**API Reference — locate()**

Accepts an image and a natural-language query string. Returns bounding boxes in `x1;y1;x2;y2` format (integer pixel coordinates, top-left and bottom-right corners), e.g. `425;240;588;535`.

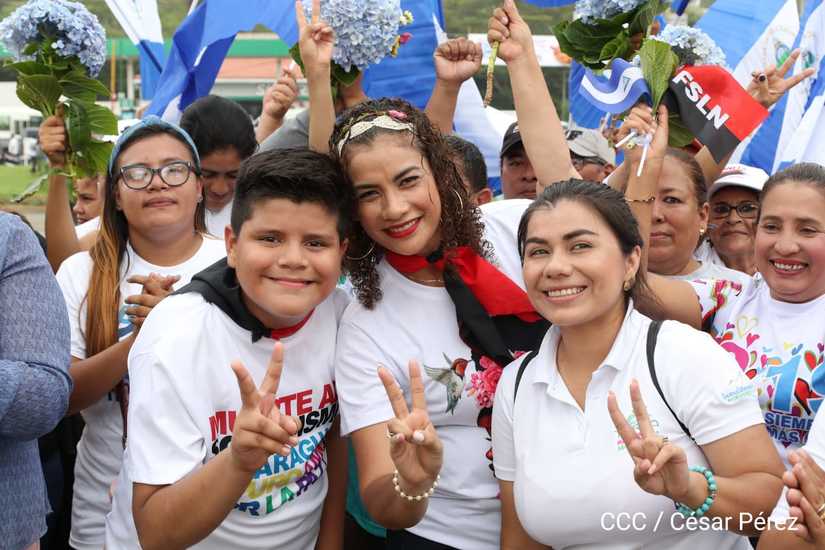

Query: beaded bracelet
675;466;718;518
392;470;440;502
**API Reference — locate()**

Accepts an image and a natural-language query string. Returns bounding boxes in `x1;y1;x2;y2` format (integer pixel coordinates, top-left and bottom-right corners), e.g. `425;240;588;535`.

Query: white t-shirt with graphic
206;202;233;239
493;306;763;549
691;276;825;465
105;288;350;549
55;236;226;550
669;258;750;286
336;199;530;550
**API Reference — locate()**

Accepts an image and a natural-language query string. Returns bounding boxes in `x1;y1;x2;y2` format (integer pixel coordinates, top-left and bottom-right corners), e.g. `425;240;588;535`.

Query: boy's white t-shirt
205;202;233;239
104;288;350;549
336;199;530;550
55;236;226;550
492;307;762;549
690;276;825;465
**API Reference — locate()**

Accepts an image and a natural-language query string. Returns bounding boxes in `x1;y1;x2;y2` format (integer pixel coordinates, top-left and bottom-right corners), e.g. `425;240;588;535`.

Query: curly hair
330;98;488;309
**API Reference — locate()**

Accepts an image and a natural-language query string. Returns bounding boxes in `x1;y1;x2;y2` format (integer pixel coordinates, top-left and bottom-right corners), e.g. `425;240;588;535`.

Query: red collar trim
269;309;314;340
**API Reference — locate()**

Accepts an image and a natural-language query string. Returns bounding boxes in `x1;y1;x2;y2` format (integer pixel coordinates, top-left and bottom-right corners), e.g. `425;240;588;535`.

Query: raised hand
296;0;334;72
487;0;534;64
433;37;483;86
783;449;825;544
38;114;67;168
379;361;443;491
608;380;690;500
229;342;301;474
124;273;180;329
747;49;816;109
261;66;299;122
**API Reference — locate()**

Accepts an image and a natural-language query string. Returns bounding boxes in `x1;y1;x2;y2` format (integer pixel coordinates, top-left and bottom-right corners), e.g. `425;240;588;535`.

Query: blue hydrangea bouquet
0;0;117;179
289;0;414;90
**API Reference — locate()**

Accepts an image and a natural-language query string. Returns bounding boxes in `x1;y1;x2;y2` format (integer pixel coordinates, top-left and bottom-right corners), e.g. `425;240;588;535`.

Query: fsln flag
104;0;165;99
664;66;769;162
580;58;650;114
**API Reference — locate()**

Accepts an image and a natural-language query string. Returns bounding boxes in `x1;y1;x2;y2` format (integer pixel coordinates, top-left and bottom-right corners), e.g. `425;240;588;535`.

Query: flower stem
484;41;499;107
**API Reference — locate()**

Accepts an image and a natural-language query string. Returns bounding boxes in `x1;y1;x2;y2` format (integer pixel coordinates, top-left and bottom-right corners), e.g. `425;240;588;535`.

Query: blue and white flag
580;58;650;114
104;0;165;99
773;0;825;170
146;0;298;121
697;0;801;171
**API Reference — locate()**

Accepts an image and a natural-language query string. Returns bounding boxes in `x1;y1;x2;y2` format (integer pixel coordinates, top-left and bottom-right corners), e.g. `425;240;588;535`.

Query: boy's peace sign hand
229;342;301;474
608;380;690;501
379;361;443;491
296;0;334;71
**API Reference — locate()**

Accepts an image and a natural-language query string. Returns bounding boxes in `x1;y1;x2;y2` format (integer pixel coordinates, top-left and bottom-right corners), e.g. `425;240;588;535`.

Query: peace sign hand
608;380;689;500
379;361;443;491
295;0;334;72
229;342;301;474
747;48;816;109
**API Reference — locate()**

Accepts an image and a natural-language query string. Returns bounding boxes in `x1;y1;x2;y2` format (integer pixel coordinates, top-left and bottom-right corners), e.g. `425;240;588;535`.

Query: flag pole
188;0;200;16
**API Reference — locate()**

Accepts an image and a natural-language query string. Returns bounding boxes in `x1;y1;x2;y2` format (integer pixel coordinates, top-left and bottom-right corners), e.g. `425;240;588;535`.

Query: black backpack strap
514;349;540;401
646;320;695;442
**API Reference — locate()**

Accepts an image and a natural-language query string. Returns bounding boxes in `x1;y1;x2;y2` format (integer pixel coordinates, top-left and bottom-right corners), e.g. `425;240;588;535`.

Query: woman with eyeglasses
55;116;226;550
696;164;768;276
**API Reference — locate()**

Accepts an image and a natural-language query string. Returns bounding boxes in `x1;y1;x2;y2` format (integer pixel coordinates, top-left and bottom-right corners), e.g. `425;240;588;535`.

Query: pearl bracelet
392;470;440;502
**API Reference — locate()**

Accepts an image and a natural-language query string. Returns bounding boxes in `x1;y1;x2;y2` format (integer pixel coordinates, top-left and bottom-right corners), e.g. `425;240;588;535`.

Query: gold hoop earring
346;243;375;261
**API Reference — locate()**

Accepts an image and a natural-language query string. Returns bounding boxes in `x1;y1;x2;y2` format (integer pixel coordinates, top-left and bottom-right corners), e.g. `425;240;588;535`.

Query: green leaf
639;39;679;109
630;0;668;36
64;100;91;151
599;33;631;64
16;74;62;115
71;140;112;179
668;115;695;148
4;61;51;76
60;71;111;102
11;173;49;204
22;42;39;56
85;103;118;135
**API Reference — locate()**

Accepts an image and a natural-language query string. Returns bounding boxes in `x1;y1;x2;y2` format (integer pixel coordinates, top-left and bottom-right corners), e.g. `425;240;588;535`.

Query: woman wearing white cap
696;164;769;276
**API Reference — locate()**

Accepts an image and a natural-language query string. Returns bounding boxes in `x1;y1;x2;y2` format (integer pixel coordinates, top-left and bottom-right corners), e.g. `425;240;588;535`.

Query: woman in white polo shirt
492;147;784;547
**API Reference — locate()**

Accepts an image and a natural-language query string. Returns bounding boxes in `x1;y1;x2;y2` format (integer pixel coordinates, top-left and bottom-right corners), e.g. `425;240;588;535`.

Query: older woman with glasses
696;164;768;276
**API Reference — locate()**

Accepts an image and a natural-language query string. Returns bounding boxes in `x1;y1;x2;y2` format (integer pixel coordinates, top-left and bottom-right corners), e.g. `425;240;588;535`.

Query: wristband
675;466;717;518
392;470;440;502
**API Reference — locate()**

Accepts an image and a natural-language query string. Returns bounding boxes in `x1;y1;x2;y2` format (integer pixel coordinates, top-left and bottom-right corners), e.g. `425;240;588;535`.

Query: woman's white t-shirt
492;306;763;549
690;276;825;465
104;288;350;549
668;257;750;286
335;199;530;550
205;202;233;238
55;236;226;550
75;216;100;238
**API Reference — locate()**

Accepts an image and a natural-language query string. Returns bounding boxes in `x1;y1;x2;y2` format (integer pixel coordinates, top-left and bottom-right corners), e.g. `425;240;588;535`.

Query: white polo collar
531;301;645;389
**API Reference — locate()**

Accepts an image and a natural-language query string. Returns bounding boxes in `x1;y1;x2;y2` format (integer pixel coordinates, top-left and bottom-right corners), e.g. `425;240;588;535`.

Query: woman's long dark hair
330;98;488;309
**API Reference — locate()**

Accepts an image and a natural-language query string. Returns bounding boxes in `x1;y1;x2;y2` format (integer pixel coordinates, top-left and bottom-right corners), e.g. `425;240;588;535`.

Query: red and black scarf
386;247;548;370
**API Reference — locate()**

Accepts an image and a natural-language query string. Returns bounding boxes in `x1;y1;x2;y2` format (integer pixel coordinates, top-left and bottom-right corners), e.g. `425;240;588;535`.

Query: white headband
336;114;415;155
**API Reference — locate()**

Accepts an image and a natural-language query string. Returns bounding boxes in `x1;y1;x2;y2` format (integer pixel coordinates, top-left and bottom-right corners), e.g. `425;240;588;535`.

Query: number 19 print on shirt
692;278;825;456
208;383;338;517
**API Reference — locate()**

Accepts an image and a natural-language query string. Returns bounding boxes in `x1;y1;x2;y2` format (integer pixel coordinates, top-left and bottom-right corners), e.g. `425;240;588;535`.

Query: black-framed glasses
118;161;197;190
710;201;759;220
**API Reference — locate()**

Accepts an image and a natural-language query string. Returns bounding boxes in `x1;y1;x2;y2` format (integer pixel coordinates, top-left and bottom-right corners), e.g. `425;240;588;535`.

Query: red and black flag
664;65;769;162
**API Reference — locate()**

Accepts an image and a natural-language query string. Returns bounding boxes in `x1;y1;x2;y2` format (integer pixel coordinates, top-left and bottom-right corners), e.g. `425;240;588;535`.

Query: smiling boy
104;148;353;550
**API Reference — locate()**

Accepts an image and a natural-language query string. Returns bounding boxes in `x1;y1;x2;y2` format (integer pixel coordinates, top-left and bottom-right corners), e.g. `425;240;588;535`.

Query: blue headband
107;115;201;178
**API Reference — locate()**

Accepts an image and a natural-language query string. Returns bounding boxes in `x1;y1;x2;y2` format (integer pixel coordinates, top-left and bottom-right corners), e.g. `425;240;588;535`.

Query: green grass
0;165;49;204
